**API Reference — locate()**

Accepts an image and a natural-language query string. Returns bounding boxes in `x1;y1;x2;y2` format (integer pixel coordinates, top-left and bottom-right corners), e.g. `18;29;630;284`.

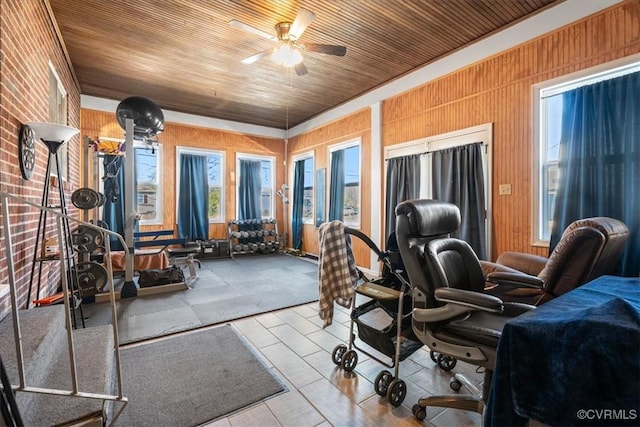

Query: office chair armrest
413;289;504;323
486;271;544;289
434;288;504;313
495;251;548;276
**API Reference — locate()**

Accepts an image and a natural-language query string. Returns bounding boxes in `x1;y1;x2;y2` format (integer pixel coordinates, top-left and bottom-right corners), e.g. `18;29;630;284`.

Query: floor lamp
25;122;84;328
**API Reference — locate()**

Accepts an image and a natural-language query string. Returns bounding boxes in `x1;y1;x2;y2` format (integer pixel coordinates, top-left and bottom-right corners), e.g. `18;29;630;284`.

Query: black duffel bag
138;265;185;288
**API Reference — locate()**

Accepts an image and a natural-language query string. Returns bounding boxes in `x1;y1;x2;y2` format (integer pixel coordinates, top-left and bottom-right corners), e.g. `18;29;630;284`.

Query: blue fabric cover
485;276;640;426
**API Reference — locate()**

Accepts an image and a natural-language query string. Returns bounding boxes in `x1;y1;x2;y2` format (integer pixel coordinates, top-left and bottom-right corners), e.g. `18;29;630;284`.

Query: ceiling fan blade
241;48;274;65
304;43;347;56
289;8;315;39
294;62;308;76
229;20;277;41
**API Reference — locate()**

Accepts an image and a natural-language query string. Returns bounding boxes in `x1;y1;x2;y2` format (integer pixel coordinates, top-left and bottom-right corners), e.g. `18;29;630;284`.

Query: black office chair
394;199;535;420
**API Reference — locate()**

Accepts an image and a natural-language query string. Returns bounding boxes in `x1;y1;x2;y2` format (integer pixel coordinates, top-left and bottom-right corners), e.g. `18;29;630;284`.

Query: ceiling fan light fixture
271;44;303;67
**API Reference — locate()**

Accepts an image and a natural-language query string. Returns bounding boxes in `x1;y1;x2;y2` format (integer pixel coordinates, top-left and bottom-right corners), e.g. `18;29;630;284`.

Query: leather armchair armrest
480;260;522;276
486;271;544;289
495;251;548;276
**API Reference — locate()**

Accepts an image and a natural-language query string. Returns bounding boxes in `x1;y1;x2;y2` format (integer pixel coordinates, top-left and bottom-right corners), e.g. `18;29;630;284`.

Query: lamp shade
26;122;79;143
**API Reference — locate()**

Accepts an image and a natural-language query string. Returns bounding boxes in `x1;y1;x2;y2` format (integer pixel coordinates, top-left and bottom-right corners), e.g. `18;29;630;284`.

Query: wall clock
19;124;36;180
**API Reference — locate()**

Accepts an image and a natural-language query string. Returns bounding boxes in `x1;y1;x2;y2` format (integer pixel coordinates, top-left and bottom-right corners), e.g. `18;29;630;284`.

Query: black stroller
330;228;422;406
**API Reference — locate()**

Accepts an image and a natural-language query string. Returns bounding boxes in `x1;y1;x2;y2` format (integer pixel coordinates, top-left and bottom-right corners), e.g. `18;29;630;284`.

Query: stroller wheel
430;350;438;363
332;345;347;366
437;353;457;372
387;379;407;407
341;350;358;371
374;370;393;396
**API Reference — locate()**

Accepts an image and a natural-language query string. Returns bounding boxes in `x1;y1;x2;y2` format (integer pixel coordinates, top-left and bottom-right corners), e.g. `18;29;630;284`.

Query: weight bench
134;230;200;279
166;246;201;279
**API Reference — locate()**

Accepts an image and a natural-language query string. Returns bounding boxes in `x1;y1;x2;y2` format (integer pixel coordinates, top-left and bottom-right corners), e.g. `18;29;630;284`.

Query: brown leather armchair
482;217;629;305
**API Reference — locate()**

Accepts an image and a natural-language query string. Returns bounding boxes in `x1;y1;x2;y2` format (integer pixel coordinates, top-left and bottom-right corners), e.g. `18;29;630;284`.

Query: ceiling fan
229;8;347;76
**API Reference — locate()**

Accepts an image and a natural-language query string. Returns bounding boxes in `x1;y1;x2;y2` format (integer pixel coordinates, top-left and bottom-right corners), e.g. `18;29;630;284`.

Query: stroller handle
345;227;386;260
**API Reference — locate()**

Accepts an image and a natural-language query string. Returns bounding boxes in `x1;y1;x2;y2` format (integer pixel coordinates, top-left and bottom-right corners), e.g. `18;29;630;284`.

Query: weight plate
75;261;108;296
97;192;106;207
73;226;103;253
71;188;101;210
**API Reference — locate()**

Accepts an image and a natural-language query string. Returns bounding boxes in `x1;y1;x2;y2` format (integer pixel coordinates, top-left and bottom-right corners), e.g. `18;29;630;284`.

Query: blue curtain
551;72;639;276
238;159;261;219
385;154;421;240
177;154;209;241
102;155;125;251
291;160;305;249
328;149;344;221
432;143;487;260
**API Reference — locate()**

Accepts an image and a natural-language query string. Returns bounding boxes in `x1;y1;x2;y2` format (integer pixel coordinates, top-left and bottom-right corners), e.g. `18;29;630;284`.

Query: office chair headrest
395;199;460;237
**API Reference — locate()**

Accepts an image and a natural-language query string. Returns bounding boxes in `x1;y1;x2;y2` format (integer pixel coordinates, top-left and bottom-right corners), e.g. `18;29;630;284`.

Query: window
293;155;314;224
302;157;314;223
237;154;275;219
329;140;361;227
535;59;640;243
260;159;274;218
48;63;68;180
134;143;162;224
177;148;225;222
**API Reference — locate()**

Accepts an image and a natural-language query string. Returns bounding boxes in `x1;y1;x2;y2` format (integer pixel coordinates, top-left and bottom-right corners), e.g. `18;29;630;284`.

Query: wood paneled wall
81;109;285;239
287;109;372;268
382;0;640;259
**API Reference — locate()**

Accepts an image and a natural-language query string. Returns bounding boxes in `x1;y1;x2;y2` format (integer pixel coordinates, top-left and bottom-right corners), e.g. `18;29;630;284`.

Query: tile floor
204;297;484;427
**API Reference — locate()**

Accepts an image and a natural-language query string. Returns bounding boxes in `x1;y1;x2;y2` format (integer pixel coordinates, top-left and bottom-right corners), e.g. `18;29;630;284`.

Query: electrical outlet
499;184;512;195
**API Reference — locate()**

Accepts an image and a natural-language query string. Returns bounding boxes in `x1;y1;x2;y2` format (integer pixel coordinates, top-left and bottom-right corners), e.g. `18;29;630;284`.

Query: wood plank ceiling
49;0;560;129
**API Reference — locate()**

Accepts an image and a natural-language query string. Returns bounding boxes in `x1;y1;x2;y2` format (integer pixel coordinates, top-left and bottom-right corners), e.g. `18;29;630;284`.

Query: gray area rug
115;325;284;426
83;253;318;344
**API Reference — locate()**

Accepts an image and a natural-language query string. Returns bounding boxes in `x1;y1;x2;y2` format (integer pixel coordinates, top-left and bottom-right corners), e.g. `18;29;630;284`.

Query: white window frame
176;147;225;223
384;123;493;257
134;142;163;225
329;138;362;228
48;62;68;181
236;153;276;219
532;54;640;246
291;152;315;225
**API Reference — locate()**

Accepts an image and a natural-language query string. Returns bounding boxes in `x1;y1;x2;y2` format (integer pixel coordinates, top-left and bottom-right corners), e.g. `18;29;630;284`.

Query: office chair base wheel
430;350;438;363
412;404;426;421
374;370;393;396
437;353;457;371
450;377;462;391
341;349;358;371
332;345;347;366
387;378;406;407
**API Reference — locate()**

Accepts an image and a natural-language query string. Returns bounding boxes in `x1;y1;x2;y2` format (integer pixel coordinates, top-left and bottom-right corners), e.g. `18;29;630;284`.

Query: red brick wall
0;0;81;319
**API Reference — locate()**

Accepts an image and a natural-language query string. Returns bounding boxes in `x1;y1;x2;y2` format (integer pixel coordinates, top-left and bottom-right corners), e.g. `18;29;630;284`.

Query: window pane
539;94;562;240
207;154;222;221
303;158;314;223
49;67;68;180
135;147;159;222
343;145;360;226
260;160;273;218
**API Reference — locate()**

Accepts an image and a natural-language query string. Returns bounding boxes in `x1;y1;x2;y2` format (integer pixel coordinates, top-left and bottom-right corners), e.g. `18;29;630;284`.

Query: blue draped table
485;275;640;426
